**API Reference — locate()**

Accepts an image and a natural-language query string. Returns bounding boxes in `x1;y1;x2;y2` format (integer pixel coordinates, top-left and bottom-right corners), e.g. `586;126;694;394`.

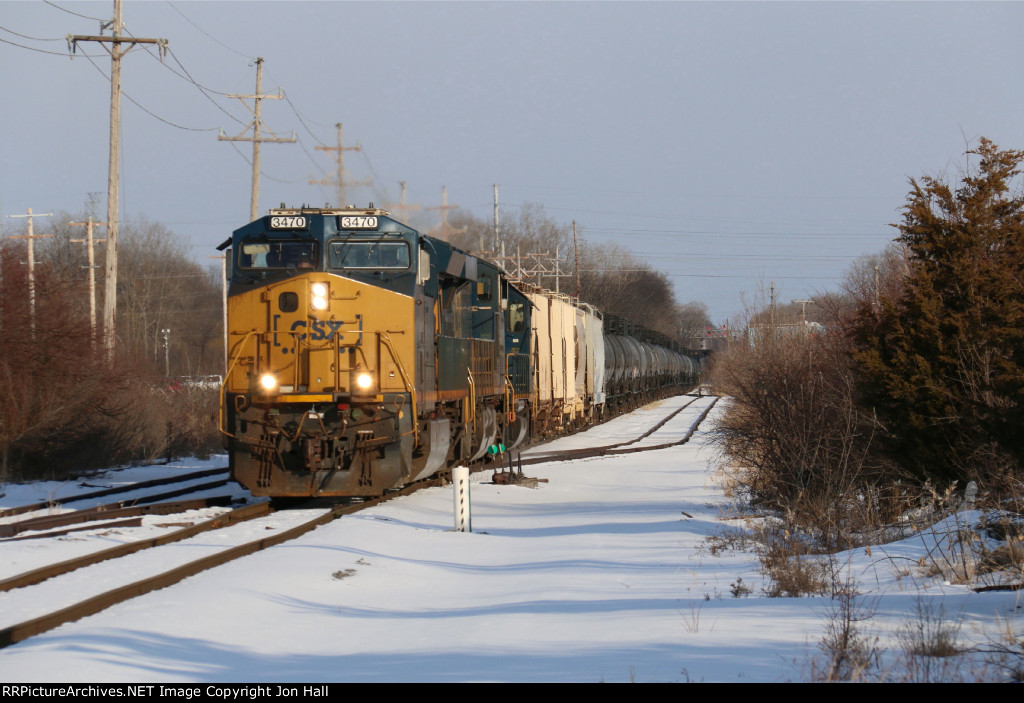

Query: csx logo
272;315;361;354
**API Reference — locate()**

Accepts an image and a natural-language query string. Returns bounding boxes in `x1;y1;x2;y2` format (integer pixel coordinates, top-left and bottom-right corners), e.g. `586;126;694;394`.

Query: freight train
218;207;701;497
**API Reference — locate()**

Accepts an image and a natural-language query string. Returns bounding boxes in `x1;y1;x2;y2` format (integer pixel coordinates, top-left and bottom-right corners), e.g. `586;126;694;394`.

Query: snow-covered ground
0;397;1020;682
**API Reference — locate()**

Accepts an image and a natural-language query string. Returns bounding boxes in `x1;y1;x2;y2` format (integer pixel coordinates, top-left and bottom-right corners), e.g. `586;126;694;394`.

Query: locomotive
219;207;699;497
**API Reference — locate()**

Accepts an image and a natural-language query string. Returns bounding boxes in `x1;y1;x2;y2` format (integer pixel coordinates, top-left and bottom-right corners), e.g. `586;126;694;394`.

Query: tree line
446;204;711;343
712;138;1024;543
0;214;223;480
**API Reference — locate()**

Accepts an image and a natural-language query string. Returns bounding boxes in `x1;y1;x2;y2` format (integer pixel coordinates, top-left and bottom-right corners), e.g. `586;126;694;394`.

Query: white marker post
452;466;471;532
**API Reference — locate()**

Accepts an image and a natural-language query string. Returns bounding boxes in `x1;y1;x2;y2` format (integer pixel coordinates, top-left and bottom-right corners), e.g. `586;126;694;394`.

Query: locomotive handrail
504;351;530;408
503;374;516;424
333;330;341;391
378;332;419;448
466;367;476;429
219;329;259;438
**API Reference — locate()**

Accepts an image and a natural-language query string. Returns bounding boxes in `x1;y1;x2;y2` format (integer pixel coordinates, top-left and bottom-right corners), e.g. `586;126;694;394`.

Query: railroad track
0;501;272;592
512;393;719;467
0;467;231;520
0;394;720;650
0;467;243;552
0;479;443;649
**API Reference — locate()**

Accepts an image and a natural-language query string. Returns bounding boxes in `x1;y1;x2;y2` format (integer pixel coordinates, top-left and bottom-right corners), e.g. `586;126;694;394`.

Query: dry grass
813;585;881;681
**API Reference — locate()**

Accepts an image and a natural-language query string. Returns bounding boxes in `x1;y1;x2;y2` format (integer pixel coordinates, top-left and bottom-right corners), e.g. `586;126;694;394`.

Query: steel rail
0;478;442;648
522;394;703;460
0;467;230;519
0;495;239;538
0;502;271;593
517;395;719;466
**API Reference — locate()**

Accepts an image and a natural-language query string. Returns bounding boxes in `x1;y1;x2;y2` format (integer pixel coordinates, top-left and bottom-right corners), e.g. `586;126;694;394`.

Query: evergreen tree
853;139;1024;484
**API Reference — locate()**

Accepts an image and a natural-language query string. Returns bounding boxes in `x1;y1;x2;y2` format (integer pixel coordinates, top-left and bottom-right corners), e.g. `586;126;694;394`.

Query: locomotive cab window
330;241;410;270
507;301;525;333
477;275;493;301
239;240;318;270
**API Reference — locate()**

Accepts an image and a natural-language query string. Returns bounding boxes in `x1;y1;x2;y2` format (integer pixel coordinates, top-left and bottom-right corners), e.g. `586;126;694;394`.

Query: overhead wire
296;135;330;178
584;229;886;240
165;47;248;125
117;23;247;128
165;1;252;59
225;142;307;185
42;0;105;22
78;51;219;132
141;8;317;184
0;25;64;42
26;0;841;299
499;180;894;204
359;148;387;195
0;33;102;57
280;89;328;146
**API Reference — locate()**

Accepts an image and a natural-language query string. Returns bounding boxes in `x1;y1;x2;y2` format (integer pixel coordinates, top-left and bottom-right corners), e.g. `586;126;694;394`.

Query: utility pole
161;328;171;377
792;299;813;325
7;208;53;339
426;186;466;241
70;217;108;346
572;220;580;300
873;264;880;315
385;181;421;224
554;245;561;293
209;253;228;373
218;57;296;222
70;0;168;361
492;184;500;252
309;123;369;207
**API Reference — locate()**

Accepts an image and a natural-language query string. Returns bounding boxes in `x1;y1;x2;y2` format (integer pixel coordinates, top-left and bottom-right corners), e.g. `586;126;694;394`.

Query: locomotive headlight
259;373;278;392
310;282;329;311
355;372;373;391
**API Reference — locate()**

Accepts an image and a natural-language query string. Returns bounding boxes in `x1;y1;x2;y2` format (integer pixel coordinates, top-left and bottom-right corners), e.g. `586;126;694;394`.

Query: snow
0;398;1020;682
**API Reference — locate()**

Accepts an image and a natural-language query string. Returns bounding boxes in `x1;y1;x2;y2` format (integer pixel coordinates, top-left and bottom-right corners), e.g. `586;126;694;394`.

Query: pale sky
3;1;1022;323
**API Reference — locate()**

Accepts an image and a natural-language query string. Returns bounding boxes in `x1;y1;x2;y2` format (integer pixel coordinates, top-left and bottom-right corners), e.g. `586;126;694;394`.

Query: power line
163;46;247;125
117;24;247;127
226;141;305;185
500;181;894;203
585;227;887;238
0;25;64;42
165;47;239;97
280;89;328;145
79;51;218;132
359;148;388;196
296;135;330;178
166;1;252;59
0;34;101;56
42;0;105;22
